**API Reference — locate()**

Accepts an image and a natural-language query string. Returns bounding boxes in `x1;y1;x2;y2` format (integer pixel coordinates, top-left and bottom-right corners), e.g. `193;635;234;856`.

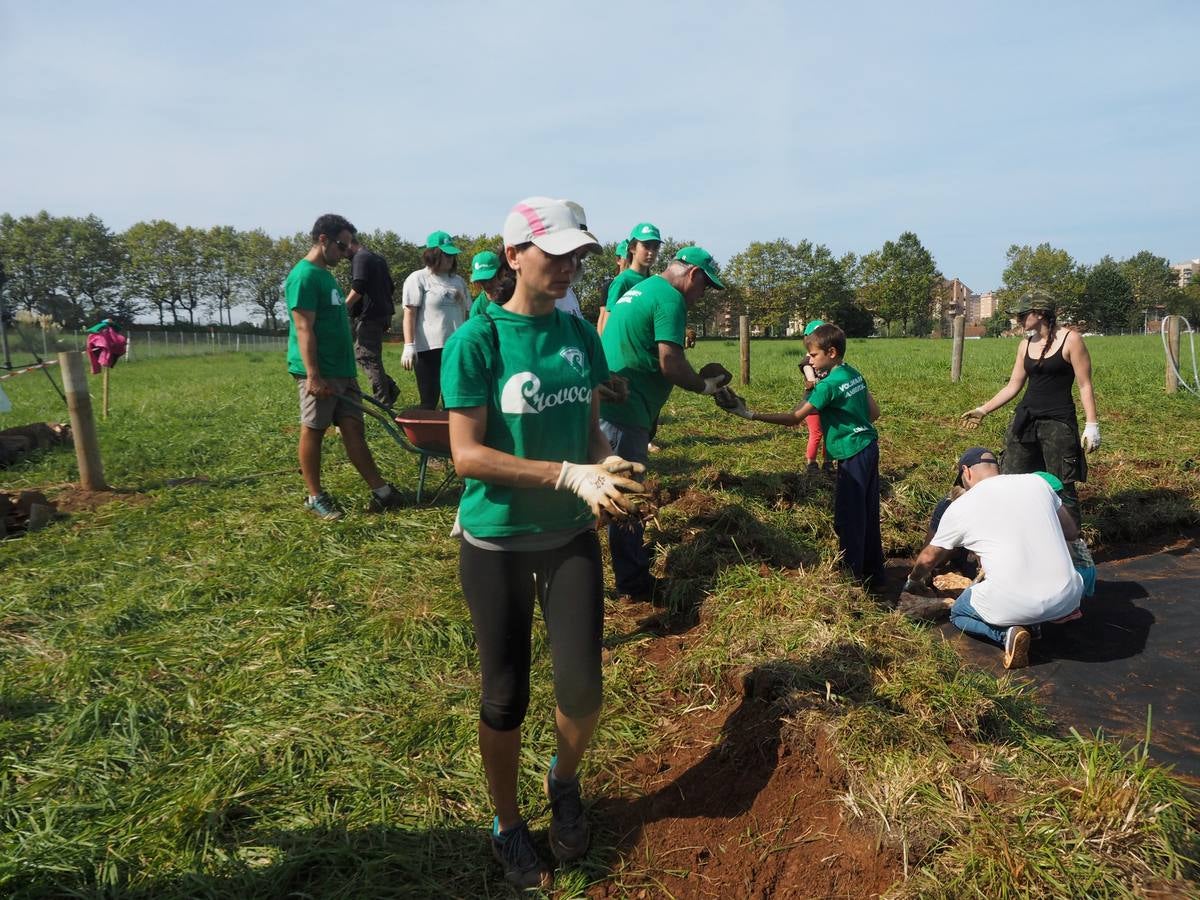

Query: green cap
1033;470;1064;493
674;246;726;290
629;222;661;242
615;239;629;259
425;230;460;255
803;319;825;337
1009;288;1054;317
470;251;500;282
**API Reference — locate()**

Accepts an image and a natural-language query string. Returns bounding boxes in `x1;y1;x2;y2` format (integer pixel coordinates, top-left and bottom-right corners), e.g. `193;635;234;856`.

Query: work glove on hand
599;455;646;478
1082;422;1101;452
698;362;733;395
401;343;416;370
960;407;986;429
716;389;754;420
556;461;646;519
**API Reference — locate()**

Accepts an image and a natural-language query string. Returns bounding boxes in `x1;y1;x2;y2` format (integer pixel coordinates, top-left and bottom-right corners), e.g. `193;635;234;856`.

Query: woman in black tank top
959;289;1099;526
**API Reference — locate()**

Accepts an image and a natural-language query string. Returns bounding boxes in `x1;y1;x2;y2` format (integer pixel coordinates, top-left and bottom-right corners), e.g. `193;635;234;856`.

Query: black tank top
1019;332;1075;419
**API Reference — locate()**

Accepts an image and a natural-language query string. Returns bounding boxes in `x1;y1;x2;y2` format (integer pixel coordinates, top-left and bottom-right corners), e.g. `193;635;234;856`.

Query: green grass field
2;336;1197;897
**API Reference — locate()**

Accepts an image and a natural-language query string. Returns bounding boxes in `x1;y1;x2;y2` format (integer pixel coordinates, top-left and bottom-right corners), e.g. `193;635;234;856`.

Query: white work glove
698;362;733;395
1082;422;1101;452
717;390;754;420
960;407;986;429
599;455;646;478
401;343;416;370
555;461;645;519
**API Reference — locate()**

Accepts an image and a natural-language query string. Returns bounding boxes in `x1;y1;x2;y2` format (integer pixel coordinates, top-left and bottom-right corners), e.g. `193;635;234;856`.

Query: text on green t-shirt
806;362;878;460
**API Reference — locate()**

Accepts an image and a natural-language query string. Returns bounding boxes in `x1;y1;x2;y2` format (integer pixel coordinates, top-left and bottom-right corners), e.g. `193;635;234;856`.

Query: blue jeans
949;586;1007;646
599;419;653;596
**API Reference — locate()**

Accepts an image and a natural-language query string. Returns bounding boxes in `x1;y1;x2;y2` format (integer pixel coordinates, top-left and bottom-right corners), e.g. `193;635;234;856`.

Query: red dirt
46;484;150;514
589;696;900;898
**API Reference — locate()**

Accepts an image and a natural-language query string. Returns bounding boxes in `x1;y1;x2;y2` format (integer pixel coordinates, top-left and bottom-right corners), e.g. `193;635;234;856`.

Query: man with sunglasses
286;214;402;520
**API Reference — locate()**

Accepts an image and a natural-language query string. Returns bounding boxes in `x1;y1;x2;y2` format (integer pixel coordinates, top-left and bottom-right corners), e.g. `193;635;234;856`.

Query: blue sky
1;1;1197;292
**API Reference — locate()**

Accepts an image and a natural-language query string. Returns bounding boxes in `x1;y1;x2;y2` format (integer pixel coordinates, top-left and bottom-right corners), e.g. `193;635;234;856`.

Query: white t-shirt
931;474;1083;625
555;287;584;318
401;268;470;352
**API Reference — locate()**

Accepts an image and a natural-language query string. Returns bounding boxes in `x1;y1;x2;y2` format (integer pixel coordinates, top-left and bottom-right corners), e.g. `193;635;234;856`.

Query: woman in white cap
440;197;646;888
400;230;471;408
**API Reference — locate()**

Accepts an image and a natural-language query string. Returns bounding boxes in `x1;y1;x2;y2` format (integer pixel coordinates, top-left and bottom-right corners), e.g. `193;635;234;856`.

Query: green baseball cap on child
803;319;826;336
674;246;726;290
629;222;661;242
470;251;500;282
615;239;629;259
425;230;460;254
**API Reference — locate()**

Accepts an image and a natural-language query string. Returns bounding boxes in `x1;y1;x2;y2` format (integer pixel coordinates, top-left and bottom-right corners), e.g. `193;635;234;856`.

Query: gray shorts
295;376;363;430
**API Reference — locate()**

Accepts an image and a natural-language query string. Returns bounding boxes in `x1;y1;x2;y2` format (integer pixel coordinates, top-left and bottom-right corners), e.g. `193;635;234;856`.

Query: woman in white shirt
401;230;471;408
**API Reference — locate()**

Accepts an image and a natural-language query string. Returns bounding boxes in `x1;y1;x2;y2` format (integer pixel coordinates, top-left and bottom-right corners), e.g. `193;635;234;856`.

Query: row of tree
1;211;1196;336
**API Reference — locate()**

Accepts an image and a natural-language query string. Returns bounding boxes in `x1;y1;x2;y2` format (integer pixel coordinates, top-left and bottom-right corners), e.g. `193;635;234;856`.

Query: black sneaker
367;483;404;512
490;818;550;890
544;757;590;862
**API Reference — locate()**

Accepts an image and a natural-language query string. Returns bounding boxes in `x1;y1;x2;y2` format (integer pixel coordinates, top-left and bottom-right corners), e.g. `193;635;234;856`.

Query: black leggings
414;348;443;409
459;530;604;732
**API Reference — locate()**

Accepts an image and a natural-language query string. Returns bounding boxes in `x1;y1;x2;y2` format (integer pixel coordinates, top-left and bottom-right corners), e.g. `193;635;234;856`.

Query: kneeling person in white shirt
906;446;1083;669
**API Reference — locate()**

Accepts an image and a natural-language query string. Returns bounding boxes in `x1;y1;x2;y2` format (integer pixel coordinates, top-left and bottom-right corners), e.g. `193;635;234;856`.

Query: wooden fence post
739;315;750;385
950;315;965;382
59;351;108;490
1165;315;1181;394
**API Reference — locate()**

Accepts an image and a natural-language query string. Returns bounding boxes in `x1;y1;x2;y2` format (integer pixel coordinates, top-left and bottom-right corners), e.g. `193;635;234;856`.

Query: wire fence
1;324;288;369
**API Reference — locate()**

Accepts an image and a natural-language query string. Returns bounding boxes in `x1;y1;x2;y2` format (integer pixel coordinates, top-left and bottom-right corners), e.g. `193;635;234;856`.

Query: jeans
599;419;653;596
949;586;1007;646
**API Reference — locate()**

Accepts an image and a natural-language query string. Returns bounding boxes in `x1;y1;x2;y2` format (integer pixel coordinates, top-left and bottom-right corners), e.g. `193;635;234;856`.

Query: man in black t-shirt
346;237;399;407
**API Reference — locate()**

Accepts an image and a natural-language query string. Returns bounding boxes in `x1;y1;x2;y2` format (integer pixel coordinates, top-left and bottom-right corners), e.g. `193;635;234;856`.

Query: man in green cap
599;246;732;602
597;224;661;336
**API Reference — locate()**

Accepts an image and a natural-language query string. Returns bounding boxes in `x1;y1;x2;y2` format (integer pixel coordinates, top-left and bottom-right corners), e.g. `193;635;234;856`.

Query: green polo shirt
599;275;687;430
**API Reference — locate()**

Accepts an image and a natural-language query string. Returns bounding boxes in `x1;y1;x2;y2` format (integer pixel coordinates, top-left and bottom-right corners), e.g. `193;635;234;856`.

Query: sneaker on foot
1003;625;1031;669
304;492;344;521
545;757;590;862
367;483;404;512
491;818;550;890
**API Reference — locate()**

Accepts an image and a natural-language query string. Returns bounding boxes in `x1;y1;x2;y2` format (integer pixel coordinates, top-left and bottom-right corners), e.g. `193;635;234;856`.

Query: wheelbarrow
342;394;457;504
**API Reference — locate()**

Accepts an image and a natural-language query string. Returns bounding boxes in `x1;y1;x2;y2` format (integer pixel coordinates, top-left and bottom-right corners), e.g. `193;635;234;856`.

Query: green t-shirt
605;268;648;310
441;306;610;536
469;292;492;319
285;259;356;378
599;275;687;430
806;362;878;460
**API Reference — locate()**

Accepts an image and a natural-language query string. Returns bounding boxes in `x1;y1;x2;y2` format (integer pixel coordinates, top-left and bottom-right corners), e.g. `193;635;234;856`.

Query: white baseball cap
502;197;600;256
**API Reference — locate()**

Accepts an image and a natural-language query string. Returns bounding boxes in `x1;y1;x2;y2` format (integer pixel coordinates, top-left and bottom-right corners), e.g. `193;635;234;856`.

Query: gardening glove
599;455;646;479
960;407;986;430
556;461;645;519
717;390;754;420
698;362;733;395
401;343;416;370
1082;422;1101;452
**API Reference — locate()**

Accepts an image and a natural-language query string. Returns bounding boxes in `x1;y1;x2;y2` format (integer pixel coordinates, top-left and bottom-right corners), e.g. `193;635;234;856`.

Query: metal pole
950;315;965;382
1166;315;1181;394
739;315;750;385
59;351;108;490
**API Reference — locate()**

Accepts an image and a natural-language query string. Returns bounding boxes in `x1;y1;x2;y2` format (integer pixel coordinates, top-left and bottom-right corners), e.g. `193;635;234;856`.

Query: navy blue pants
598;419;654;596
833;441;885;583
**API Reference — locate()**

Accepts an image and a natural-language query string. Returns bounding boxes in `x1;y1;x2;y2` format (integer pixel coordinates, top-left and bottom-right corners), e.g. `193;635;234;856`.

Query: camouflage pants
1000;413;1085;527
353;318;399;407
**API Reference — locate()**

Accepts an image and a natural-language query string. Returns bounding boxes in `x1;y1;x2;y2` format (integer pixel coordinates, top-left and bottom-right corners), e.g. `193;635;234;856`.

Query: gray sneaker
490;818;550;890
304;492;344;521
544;757;590;862
1003;625;1031;669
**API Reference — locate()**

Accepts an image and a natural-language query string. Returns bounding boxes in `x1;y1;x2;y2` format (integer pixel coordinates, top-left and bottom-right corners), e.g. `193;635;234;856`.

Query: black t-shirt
350;249;396;322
